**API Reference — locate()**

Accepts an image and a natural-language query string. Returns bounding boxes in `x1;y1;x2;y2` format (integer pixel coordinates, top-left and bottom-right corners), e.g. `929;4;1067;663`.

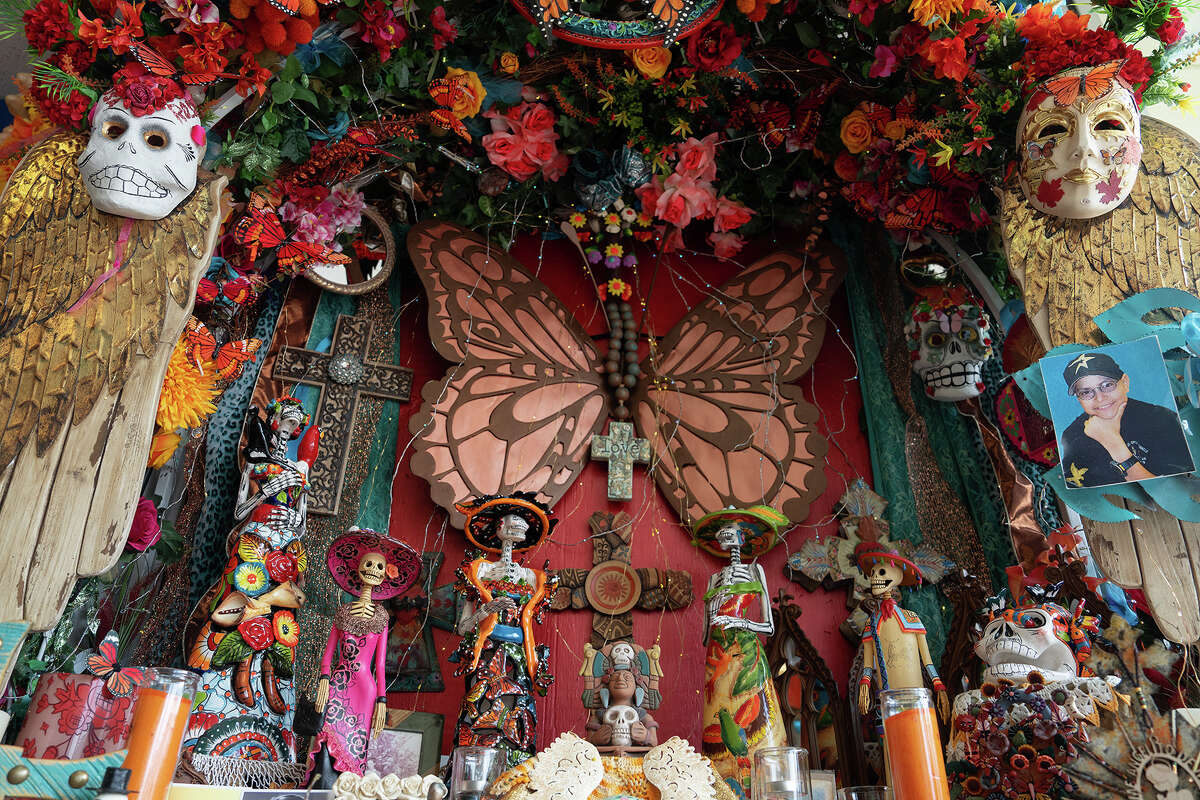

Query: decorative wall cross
550;511;693;647
272;314;413;516
590;422;650;501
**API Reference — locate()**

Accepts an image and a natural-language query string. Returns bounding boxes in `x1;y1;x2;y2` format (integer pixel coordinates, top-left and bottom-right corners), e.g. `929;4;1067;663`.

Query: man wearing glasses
1059;351;1193;488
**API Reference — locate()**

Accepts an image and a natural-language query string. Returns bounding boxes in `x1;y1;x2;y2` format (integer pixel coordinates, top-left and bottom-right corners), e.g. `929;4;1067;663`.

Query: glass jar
879;688;949;800
751;746;810;800
121;668;198;800
451;746;504;800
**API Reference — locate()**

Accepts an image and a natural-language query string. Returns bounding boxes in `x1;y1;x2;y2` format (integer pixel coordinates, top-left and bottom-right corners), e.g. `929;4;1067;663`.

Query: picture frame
367;710;444;777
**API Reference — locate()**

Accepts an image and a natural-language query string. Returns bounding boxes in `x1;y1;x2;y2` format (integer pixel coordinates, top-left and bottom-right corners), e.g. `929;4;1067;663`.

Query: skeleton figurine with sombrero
452;493;558;768
854;542;949;724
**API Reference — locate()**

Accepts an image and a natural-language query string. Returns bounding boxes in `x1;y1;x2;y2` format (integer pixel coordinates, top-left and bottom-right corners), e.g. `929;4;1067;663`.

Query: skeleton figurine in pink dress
311;529;420;777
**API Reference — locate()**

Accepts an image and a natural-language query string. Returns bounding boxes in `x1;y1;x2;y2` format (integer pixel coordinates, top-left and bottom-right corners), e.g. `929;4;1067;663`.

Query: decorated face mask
78;91;204;220
905;288;994;401
1017;63;1142;220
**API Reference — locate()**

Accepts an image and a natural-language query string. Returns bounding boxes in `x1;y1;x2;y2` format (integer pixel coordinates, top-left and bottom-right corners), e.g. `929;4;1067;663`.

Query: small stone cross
590;421;650;502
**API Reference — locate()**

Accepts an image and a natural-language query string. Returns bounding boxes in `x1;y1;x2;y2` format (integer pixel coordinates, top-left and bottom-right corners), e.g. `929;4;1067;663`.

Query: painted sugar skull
78;87;205;220
1017;62;1142;220
905;287;993;401
975;593;1098;684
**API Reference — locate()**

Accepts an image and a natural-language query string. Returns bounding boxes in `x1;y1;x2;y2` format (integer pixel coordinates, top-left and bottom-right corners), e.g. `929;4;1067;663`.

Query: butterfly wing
265;0;302;14
407;221;609;528
211;338;263;389
234;198;288;261
184;316;217;370
631;244;846;528
105;667;142;697
1042;72;1082;107
642;0;694;44
131;42;179;79
276;241;352;274
430;109;471;142
1083;61;1123;102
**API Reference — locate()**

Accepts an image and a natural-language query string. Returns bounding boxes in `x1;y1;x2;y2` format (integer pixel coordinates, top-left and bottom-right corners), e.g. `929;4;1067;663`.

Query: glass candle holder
452;746;504;800
121;668;198;800
879;688;949;800
838;787;894;800
752;746;810;800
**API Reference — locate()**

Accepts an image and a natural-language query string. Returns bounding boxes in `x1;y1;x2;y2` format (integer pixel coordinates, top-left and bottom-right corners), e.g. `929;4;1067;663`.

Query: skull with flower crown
905;287;994;401
975;587;1098;684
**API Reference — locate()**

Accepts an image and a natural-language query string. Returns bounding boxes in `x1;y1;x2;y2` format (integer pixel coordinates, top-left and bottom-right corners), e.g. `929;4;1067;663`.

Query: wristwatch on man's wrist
1112;454;1142;474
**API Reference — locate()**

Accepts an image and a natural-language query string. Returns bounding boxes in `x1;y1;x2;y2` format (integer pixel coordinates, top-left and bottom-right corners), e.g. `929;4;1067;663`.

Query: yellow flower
498;52;519;75
630;47;672;80
908;0;964;26
932;139;955;167
1179;95;1197;116
147;430;181;468
156;339;218;432
444;67;486;119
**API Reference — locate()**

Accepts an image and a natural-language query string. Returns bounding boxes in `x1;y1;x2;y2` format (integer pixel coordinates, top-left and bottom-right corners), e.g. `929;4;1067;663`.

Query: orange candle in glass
121;668;197;800
880;688;949;800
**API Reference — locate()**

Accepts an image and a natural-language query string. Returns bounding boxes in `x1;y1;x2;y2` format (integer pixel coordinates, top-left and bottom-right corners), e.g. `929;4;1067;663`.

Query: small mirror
303;205;395;295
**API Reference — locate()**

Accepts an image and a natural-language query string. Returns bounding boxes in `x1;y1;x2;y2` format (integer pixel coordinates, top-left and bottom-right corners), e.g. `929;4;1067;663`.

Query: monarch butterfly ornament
85;631;145;698
183;317;263;389
427;76;474;141
233;194;352;276
131;41;237;85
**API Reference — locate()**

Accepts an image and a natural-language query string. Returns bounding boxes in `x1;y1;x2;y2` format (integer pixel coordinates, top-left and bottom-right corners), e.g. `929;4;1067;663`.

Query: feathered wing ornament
407;221;845;533
1001;117;1200;348
1001;117;1200;645
0;133;225;641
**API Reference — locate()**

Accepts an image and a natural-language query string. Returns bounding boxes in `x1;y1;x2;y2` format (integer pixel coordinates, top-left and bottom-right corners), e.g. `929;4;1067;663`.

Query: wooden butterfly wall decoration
406;220;846;530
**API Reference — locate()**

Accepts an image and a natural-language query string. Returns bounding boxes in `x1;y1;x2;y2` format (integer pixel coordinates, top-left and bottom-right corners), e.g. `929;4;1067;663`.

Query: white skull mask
602;705;639;747
78;91;203;220
905;290;993;401
1017;64;1142;220
975;606;1080;684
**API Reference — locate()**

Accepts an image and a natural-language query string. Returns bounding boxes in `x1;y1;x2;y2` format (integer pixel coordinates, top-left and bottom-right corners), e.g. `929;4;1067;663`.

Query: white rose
379;773;405;800
358;770;383;799
334;772;362;796
398;774;425;798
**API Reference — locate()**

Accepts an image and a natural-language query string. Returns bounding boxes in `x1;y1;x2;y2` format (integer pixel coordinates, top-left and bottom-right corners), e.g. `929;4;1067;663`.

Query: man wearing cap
1059;351;1193;488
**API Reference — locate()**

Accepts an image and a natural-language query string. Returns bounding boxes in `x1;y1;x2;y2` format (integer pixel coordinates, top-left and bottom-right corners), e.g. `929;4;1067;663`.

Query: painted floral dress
702;592;786;799
454;561;552;768
312;603;389;774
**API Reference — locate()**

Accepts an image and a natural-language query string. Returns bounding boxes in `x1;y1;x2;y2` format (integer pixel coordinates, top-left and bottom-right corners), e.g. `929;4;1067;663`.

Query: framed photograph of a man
1040;337;1194;489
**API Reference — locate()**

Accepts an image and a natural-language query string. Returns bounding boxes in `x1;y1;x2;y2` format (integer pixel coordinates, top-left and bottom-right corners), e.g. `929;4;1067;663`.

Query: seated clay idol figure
581;641;663;753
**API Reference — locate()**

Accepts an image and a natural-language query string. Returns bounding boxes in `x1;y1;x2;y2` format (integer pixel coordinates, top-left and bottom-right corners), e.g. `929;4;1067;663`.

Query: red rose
125;498;161;553
237;616;274;651
1156;6;1184;46
502;154;540;181
265;550;297;583
713;196;755;232
518;102;556;134
482;130;523;167
686;21;743;71
430;5;457;49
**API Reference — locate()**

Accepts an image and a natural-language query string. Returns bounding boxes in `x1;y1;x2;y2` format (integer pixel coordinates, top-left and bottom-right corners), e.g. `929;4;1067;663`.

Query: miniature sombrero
692;505;790;558
454;492;556;553
853;542;924;587
327;527;421;600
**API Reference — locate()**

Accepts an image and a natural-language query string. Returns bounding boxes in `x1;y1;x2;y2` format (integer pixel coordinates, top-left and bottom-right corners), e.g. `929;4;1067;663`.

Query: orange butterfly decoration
1040;61;1124;107
183;317;262;389
86;632;144;698
643;0;696;45
428;76;473;142
533;0;570;36
132;41;236;85
233;194;352;277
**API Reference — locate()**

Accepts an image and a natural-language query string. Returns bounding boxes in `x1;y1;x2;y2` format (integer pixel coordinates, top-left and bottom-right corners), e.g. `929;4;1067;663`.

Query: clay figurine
311;529;420;778
853;542;949;722
452;494;557;768
580;640;663;753
695;506;788;799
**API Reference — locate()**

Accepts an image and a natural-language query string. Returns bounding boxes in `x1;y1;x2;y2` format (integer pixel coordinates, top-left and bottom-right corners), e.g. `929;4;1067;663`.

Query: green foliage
211;631;251;669
0;0;34;41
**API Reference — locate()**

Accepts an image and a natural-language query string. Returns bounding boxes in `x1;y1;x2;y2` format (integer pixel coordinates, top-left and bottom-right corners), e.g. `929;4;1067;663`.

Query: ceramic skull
602;705;638;747
1017;64;1142;220
905;288;994;401
78;89;204;220
975;604;1081;684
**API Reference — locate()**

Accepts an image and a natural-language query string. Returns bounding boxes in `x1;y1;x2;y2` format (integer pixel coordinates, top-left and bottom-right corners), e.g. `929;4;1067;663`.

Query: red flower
430;5;457;49
110;65;187;116
125;498;161;552
355;0;407;61
179;42;229;74
51;682;95;736
265;550;297;583
237;616;274;651
921;35;969;81
868;45;898;78
1156;6;1184;45
713;196;754;231
30;78;89;129
77;12;112;53
806;48;830;66
235;52;272;97
23;0;72;52
686;21;742;71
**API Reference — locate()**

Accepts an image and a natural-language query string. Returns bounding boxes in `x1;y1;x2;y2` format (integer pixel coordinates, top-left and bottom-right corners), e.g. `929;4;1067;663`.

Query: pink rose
483;130;524;167
635;177;665;214
519;102;556;134
656;172;717;227
524;136;559;165
708;231;746;259
713;196;754;232
675;132;719;182
542;151;570;182
126;497;161;552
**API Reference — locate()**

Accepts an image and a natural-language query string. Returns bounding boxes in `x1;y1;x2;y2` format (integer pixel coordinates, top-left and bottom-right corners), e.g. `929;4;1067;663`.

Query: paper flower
156;339;219;432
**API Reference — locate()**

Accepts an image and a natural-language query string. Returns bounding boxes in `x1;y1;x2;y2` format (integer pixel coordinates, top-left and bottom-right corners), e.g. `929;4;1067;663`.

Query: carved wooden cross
550;511;693;647
590;422;650;501
271;314;413;516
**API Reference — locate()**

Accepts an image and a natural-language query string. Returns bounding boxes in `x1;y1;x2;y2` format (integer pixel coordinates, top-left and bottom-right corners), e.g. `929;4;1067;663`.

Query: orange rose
840;109;873;154
883;119;907;141
498;51;519;75
444;67;485;118
631;46;671;79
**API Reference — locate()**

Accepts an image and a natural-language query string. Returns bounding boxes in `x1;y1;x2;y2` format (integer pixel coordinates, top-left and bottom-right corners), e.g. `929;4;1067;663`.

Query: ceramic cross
590;422;650;502
271;314;413;515
550;511;693;646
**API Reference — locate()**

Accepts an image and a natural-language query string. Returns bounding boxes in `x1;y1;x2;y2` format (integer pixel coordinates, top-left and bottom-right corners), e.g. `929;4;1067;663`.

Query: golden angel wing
0;131;219;470
1002;117;1200;348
